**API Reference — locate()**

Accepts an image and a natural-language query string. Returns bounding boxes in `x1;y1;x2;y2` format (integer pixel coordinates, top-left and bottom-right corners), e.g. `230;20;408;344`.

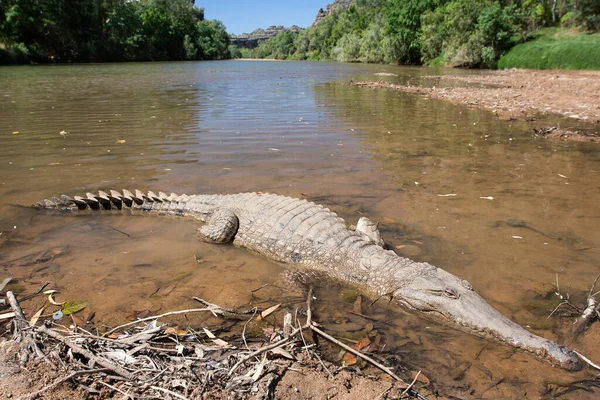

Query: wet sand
351;69;600;141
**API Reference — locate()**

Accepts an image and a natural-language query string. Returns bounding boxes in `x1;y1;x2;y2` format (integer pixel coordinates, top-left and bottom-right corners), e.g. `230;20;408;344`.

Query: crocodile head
393;266;583;371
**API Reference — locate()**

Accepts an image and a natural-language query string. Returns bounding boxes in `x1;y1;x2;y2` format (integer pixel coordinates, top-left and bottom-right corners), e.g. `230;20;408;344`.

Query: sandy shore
352;69;600;142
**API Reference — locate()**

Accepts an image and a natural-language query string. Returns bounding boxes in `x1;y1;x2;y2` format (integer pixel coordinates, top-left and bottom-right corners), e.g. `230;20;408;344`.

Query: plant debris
1;288;432;400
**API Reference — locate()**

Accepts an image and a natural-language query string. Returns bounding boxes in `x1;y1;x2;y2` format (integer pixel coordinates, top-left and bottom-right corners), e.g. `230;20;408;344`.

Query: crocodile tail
33;190;190;212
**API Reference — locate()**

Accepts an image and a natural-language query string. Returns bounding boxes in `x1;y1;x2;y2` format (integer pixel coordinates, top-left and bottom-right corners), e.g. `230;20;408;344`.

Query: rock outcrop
230;25;303;49
313;0;355;26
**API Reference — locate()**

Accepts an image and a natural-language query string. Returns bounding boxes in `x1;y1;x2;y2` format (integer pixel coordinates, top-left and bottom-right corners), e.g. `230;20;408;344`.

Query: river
1;61;599;398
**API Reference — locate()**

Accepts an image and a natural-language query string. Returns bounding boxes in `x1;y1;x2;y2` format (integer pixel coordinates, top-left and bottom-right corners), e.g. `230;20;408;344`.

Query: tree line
0;0;232;64
235;0;600;68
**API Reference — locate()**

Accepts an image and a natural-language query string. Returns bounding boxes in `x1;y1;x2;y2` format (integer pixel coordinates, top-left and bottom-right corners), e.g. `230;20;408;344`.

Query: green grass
498;28;600;70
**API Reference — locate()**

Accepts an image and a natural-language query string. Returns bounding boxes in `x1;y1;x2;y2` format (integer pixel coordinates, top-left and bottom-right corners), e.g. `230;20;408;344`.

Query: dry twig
38;326;134;380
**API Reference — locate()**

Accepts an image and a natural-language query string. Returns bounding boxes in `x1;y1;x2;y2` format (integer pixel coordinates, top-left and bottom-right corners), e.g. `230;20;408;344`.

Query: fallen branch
38;326;134;380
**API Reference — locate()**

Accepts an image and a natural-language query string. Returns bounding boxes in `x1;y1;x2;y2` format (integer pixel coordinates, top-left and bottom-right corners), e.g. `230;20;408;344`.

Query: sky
199;1;328;35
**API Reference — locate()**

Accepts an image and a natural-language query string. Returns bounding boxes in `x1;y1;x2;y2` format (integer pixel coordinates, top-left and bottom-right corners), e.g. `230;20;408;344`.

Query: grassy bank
498;28;600;70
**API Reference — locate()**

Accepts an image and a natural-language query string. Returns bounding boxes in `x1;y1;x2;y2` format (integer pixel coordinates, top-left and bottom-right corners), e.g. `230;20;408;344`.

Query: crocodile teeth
96;191;112;210
108;190;123;210
85;193;101;210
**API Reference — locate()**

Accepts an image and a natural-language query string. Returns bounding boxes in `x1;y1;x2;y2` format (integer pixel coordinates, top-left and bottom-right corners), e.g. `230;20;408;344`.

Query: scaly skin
36;190;583;371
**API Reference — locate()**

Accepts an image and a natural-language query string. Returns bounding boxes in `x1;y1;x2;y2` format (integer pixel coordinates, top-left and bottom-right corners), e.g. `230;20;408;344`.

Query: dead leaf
212;338;229;348
47;293;64;306
164;327;188;335
116;139;126;144
342;351;357;366
103;351;136;364
353;337;371;351
12;131;19;135
256;303;281;321
108;332;129;339
29;307;44;326
203;327;216;339
194;345;204;358
0;277;12;292
270;347;294;360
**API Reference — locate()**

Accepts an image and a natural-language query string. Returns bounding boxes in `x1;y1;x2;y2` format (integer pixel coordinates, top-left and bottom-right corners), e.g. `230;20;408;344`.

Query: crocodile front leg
197;208;239;243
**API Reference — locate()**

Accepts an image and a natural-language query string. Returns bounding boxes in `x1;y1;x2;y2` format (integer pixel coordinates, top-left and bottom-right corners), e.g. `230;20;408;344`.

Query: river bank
351;68;600;142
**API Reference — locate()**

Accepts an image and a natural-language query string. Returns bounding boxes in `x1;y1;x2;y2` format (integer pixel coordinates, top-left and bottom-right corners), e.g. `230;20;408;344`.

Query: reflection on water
1;61;598;398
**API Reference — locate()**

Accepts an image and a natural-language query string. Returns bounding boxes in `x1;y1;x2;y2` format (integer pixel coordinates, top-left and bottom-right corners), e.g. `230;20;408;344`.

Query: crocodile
35;189;583;371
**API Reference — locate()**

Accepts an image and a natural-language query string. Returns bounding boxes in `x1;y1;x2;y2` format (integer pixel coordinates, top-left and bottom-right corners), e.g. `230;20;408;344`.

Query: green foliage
229;0;599;69
384;0;442;64
337;32;362;61
498;28;600;70
419;1;534;67
0;0;230;63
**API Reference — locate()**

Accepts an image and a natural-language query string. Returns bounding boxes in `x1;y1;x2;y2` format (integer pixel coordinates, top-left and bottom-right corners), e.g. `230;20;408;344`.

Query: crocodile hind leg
197;208;239;243
356;217;385;247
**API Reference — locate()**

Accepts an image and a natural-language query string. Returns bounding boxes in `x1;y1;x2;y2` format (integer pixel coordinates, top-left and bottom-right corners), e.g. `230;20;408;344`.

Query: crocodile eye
443;287;460;299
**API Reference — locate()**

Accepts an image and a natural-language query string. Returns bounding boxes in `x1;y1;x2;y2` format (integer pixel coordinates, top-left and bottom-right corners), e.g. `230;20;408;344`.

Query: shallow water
1;61;599;398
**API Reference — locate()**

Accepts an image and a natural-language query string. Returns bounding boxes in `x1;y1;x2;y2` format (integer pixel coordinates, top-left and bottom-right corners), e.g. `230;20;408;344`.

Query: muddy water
1;61;599;398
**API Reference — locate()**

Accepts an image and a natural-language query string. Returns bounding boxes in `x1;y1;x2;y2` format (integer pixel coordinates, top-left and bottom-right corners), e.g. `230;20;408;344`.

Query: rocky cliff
230;25;303;49
313;0;355;26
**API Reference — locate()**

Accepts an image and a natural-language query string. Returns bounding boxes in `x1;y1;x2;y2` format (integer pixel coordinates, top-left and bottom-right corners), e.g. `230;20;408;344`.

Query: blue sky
199;1;328;35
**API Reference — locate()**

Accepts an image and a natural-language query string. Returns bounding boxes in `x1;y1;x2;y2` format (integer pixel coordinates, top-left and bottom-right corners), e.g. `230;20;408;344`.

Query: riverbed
1;61;599;398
